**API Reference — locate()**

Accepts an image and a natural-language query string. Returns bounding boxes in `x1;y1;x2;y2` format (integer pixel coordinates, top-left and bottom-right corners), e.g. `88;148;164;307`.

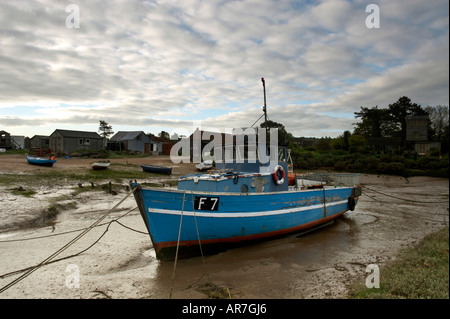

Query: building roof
52;129;101;139
110;131;145;141
148;133;169;143
31;135;49;139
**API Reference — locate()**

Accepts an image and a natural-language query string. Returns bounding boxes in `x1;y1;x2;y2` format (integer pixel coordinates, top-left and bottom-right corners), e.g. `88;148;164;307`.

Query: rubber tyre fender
348;196;356;211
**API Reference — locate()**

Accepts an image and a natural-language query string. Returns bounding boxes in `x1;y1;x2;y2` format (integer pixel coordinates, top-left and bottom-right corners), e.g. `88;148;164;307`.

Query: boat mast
261;78;268;141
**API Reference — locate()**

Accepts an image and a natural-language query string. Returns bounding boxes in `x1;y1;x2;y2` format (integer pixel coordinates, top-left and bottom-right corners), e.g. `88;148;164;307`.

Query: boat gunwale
134;183;357;196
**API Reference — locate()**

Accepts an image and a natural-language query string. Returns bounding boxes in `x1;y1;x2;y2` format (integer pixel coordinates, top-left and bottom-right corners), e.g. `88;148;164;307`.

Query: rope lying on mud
0;206;143;280
0;207;145;243
0;187;138;294
362;185;449;204
362;186;449;224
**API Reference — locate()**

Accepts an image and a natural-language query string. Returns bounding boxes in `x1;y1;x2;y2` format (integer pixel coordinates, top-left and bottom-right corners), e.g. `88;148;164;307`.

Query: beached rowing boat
91;160;110;170
141;164;172;175
26;154;56;167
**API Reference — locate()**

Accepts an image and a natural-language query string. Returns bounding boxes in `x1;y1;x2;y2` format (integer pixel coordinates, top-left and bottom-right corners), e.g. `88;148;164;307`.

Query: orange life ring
272;165;285;185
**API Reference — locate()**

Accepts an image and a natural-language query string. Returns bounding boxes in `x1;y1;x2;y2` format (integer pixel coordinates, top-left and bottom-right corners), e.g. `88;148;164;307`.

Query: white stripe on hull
148;199;348;218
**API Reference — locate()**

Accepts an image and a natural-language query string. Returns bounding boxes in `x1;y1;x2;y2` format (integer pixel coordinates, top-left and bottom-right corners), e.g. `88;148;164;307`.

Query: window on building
78;138;91;146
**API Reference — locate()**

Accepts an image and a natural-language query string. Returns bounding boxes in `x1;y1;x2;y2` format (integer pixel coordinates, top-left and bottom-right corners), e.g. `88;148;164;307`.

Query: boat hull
26;155;56;167
141;165;172;175
131;183;359;260
92;161;110;170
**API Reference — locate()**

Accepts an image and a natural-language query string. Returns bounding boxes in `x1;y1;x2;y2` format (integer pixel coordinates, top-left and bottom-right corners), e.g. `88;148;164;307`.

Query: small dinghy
196;160;213;171
91;160;110;170
26;154;56;167
141;164;172;175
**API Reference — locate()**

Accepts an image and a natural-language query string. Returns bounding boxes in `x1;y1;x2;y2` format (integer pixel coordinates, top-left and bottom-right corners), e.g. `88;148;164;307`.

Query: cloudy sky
0;0;448;139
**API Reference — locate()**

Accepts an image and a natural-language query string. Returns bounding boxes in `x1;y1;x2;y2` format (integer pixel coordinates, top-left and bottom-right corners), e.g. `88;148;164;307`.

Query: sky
0;0;448;139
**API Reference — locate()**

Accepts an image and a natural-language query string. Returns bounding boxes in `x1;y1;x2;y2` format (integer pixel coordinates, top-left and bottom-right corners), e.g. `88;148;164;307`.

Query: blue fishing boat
130;146;361;261
130;79;361;260
26;154;56;167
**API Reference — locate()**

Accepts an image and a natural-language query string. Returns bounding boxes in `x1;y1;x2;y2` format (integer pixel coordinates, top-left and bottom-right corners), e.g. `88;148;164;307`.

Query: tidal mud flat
0;154;448;299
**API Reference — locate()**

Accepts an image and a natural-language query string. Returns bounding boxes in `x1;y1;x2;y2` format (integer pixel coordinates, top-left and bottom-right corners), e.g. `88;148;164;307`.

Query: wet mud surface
0;156;448;299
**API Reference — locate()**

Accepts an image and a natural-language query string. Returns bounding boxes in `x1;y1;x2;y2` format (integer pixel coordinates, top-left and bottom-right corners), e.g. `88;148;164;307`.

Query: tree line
264;96;449;177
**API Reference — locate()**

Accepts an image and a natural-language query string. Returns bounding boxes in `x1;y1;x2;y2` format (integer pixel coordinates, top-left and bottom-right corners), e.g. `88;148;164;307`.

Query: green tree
316;137;332;152
260;120;295;147
354;97;428;151
353;106;396;137
343;130;351;151
426;105;449;142
98;120;114;148
158;131;170;140
331;136;345;151
348;135;367;153
388;96;427;149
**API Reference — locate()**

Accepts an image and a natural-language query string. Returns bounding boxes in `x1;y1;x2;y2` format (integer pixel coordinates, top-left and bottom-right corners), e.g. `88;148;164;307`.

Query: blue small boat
130;146;361;261
141;164;172;175
26;154;56;167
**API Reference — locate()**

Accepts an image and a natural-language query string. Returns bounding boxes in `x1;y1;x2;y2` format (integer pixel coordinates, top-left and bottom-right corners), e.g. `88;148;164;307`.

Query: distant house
406;116;428;142
405;116;440;155
414;141;441;156
0;130;13;150
0;131;24;149
30;135;50;149
49;129;103;155
148;133;171;155
11;136;25;149
109;131;162;155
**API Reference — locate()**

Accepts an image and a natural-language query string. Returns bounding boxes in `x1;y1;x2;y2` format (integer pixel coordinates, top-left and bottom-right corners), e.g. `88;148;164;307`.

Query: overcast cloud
0;0;448;138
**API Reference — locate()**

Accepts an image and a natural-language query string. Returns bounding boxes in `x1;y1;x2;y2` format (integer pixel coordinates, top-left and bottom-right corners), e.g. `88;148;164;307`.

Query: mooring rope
191;191;206;265
0;205;142;280
362;185;449;204
360;187;449;224
169;191;186;299
0;206;142;243
0;187;137;294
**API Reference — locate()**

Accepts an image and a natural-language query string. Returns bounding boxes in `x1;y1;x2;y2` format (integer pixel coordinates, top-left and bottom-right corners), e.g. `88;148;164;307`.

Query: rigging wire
251;113;265;128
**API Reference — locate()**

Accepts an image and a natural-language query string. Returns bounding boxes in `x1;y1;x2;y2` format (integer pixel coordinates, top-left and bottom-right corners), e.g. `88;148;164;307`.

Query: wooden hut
49;129;103;155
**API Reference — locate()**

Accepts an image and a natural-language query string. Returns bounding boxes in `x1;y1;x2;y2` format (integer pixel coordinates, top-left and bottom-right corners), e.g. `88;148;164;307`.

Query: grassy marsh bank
349;226;449;299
